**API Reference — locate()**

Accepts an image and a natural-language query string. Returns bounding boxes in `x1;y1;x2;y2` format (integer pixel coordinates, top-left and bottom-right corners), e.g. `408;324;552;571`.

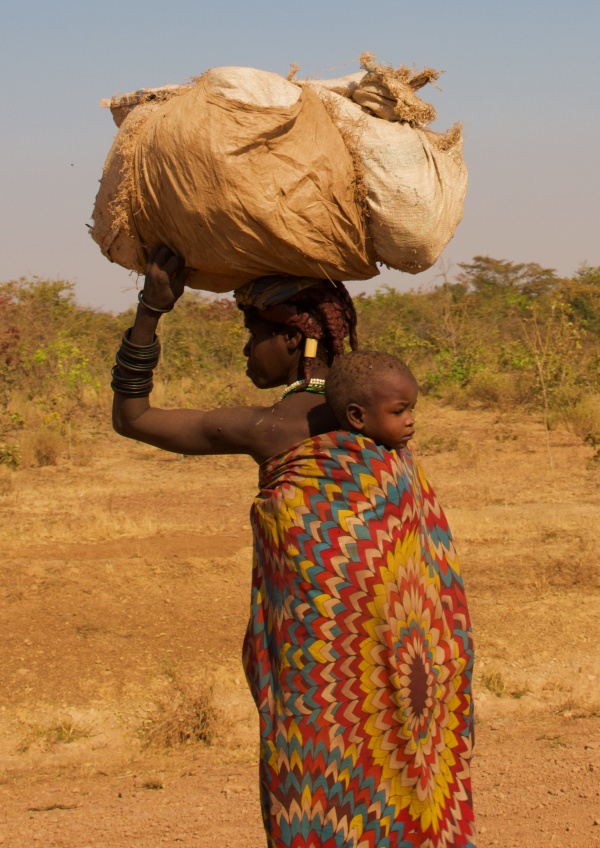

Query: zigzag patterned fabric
243;432;475;848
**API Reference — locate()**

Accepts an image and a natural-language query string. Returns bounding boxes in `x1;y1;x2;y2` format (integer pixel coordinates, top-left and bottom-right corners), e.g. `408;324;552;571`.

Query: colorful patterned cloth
243;432;475;848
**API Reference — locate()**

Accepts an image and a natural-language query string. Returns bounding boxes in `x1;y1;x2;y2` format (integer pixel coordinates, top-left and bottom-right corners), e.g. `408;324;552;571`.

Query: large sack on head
91;68;377;292
306;56;468;274
91;99;162;278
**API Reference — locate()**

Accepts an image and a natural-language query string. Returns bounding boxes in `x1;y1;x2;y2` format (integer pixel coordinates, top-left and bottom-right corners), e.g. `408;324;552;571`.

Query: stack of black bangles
110;328;161;397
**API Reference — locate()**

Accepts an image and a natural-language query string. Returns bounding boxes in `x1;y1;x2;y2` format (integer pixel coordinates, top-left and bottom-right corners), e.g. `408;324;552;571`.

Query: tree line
1;256;599;466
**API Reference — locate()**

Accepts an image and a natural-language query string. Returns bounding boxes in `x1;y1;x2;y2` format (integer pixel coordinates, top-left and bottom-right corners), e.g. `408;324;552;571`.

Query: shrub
20;428;65;467
3;260;600;429
0;442;21;468
0;466;14;496
559;397;600;438
141;685;216;748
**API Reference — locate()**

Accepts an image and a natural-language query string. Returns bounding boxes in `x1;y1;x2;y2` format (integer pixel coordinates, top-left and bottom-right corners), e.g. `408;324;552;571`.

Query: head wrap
233;275;323;312
234;274;358;378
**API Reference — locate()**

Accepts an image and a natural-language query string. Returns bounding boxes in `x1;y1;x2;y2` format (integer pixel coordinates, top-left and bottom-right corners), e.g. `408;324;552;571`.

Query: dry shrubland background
1;256;600;847
1;254;600;470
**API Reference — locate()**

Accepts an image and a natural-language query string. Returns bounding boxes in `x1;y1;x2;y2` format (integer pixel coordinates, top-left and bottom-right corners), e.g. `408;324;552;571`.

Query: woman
112;246;355;462
112;246;476;848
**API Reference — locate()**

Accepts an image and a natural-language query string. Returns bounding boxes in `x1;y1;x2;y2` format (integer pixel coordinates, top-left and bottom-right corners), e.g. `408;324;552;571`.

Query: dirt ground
1;399;599;847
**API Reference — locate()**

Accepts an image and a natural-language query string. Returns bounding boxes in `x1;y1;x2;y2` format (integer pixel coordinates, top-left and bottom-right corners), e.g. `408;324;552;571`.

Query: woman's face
243;316;298;389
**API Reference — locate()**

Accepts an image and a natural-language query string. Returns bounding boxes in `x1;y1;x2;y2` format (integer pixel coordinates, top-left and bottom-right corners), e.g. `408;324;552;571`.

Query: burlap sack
91;68;377;292
91;100;161;277
305;58;467;274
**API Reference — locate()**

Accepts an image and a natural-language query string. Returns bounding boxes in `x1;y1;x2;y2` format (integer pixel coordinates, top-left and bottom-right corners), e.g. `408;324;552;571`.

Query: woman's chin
246;371;268;390
246;369;286;392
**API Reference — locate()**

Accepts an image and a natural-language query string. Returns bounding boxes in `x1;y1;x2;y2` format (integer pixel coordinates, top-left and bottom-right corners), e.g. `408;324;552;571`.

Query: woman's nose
243;339;251;358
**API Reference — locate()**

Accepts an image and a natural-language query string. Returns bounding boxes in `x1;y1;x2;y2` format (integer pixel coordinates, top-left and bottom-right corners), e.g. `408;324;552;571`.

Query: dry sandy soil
1;400;599;847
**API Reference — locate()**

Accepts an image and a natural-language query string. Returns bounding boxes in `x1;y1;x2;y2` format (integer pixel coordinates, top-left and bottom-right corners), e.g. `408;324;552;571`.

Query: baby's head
325;350;418;451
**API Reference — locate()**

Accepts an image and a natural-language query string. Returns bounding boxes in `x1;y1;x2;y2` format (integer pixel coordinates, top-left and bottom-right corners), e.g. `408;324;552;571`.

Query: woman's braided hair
241;279;358;381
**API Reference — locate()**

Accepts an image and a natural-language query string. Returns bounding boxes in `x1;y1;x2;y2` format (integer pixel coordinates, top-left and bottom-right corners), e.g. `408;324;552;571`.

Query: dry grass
481;671;505;696
415;432;459;455
555;698;600;719
0;465;15;496
559;395;600;438
141;777;164;790
19;428;66;467
536;554;600;590
141;685;217;749
1;401;599;847
536;734;567;749
0;442;21;469
16;715;93;754
1;401;599;767
1;482;161;543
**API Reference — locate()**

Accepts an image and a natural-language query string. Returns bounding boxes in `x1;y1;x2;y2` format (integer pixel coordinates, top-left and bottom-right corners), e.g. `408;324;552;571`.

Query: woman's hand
140;244;190;312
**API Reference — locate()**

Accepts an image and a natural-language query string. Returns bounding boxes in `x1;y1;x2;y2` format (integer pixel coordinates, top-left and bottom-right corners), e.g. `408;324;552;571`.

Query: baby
325;349;417;451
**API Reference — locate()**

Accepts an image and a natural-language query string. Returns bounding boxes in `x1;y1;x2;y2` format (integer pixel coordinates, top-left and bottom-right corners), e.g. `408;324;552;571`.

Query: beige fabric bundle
91;68;377;292
91;58;468;290
309;85;467;274
305;57;468;274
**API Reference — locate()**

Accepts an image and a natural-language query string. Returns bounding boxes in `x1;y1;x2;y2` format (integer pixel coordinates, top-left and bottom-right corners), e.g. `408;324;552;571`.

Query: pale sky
1;0;598;312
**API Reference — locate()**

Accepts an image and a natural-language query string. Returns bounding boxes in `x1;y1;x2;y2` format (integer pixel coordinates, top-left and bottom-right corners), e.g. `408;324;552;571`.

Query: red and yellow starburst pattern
243;432;476;848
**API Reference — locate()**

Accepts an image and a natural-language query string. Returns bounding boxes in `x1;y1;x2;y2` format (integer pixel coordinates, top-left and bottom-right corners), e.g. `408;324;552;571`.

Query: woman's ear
284;330;303;353
283;327;304;351
346;403;366;431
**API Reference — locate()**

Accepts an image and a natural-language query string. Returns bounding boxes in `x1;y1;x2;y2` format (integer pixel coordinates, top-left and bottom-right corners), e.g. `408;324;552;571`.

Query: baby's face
356;371;418;451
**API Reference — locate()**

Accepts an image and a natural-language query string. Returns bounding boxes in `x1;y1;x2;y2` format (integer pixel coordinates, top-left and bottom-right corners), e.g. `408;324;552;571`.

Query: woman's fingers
168;267;192;302
163;252;185;279
142;245;190;309
142;245;189;308
148;243;168;265
147;245;185;282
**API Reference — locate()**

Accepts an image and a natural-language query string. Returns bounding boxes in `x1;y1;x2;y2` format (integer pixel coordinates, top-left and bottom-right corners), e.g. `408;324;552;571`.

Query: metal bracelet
121;328;161;358
111;365;153;384
110;365;154;397
111;383;154;397
137;290;174;314
116;349;160;373
112;327;161;396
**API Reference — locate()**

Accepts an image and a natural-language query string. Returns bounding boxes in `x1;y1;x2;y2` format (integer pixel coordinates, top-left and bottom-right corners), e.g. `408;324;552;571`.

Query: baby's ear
346;403;366;431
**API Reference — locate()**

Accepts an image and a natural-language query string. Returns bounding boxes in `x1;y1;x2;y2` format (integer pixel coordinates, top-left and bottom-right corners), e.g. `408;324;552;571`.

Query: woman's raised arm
111;246;276;459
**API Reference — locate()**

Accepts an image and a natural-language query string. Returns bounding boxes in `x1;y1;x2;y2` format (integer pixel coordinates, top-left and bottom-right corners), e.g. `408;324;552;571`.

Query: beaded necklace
280;377;326;401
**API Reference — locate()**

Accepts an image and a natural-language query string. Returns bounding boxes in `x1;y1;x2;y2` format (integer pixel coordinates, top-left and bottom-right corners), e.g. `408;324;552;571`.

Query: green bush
1;258;599;435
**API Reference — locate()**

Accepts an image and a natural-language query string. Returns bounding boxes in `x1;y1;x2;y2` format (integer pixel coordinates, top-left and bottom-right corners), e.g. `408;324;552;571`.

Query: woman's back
245;393;339;465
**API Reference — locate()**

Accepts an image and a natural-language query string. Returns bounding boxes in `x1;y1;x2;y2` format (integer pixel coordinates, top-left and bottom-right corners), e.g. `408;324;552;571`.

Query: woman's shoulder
249;395;337;464
258;429;401;478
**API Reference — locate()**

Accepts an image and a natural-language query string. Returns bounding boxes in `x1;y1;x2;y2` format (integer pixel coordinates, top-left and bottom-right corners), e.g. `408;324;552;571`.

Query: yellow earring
304;338;318;358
